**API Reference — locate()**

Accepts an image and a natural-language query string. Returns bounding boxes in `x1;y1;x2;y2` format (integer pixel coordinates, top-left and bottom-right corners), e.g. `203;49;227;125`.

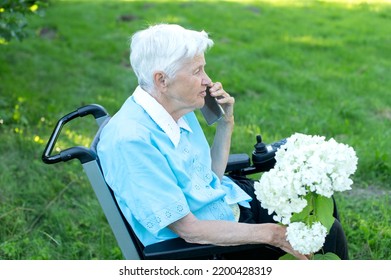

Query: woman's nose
202;71;212;85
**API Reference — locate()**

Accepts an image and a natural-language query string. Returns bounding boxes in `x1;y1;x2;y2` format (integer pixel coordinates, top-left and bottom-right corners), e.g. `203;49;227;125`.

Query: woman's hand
208;82;234;124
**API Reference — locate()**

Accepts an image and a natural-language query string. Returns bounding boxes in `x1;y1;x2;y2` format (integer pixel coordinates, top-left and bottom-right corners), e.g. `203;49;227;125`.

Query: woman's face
163;54;212;120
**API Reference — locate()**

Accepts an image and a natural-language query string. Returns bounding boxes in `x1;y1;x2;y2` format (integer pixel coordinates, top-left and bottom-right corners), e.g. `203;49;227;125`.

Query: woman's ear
153;71;167;91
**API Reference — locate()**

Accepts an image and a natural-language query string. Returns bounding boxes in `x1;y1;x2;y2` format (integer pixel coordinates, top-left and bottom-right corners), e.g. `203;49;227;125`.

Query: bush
0;0;49;42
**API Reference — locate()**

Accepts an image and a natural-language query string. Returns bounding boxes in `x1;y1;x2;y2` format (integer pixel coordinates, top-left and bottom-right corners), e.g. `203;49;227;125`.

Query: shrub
0;0;49;43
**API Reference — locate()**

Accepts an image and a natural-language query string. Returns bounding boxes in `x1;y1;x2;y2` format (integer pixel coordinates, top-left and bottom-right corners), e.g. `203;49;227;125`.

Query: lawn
0;0;390;260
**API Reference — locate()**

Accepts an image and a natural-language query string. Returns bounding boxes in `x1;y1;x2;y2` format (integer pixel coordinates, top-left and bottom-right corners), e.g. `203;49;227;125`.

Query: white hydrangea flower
254;169;307;225
286;222;327;255
254;133;358;254
258;133;358;198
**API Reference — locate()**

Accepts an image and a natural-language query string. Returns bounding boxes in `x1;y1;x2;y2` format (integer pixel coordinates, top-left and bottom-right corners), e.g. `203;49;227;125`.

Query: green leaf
313;252;341;260
291;193;313;223
279;253;298;260
314;195;335;232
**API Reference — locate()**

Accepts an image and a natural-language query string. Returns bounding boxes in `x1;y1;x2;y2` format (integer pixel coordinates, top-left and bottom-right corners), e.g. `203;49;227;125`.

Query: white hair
130;24;214;92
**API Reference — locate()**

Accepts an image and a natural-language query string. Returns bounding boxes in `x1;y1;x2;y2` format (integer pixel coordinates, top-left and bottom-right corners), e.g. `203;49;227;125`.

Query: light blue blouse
97;86;251;246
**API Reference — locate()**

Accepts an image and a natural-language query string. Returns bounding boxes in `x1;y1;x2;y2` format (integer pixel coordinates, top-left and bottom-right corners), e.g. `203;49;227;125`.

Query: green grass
0;0;390;260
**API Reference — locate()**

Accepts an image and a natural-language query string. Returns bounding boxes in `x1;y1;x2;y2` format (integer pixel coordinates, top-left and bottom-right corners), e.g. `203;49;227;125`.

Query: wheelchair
42;104;287;260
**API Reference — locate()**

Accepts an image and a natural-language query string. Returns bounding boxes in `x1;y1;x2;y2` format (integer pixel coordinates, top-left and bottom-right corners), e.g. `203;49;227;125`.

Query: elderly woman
97;24;348;260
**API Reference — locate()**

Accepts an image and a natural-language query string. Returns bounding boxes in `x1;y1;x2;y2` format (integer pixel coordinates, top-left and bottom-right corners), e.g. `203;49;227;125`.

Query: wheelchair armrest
143;237;265;260
225;154;251;172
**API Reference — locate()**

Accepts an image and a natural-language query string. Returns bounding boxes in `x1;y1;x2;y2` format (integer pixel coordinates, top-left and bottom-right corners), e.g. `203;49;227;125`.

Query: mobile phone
200;87;225;125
